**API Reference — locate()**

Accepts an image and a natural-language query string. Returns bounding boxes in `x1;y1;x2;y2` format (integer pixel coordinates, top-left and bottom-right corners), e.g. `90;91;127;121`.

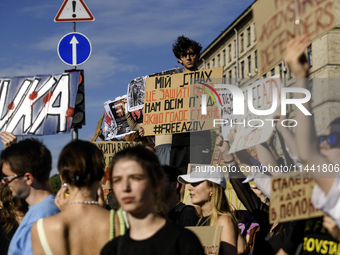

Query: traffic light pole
72;127;78;140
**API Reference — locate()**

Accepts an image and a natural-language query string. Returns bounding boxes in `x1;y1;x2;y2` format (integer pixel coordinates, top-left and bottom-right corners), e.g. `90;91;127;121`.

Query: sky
0;0;255;175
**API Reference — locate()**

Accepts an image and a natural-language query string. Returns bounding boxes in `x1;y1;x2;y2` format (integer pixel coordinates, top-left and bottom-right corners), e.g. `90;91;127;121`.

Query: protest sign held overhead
143;67;222;136
270;172;323;223
126;76;147;112
227;76;283;153
216;88;234;140
103;95;135;140
0;72;80;135
253;0;335;75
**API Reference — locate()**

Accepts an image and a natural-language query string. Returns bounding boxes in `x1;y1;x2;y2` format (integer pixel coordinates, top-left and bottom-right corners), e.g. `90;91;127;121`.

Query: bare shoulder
216;214;235;227
41;213;66;233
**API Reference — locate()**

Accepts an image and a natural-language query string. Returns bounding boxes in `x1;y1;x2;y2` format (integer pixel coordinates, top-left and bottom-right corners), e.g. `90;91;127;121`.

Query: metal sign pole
71;21;78;140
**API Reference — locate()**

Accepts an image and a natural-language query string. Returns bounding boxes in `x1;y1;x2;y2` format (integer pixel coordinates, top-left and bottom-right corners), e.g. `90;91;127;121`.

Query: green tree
49;174;61;195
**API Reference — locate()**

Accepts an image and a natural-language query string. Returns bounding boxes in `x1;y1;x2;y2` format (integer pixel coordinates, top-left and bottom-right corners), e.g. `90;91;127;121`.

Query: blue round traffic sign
57;32;92;66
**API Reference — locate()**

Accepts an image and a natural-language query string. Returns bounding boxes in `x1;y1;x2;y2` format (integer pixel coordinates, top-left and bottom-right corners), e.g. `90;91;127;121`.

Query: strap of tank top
37;218;54;255
117;209;125;236
110;209;115;240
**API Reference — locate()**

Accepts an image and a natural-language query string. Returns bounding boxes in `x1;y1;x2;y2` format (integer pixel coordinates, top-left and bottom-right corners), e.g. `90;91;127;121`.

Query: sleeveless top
37;209;125;255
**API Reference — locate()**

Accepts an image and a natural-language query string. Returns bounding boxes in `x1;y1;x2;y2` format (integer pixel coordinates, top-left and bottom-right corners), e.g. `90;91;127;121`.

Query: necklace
68;200;99;206
196;215;211;226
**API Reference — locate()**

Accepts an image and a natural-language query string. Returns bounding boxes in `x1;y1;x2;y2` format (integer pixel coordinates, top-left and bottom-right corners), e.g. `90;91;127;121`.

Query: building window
240;33;244;52
217;54;221;67
241;61;245;79
271;68;275;76
228;44;232;62
254;50;258;69
288;68;292;79
228;70;232;84
207;63;210;69
248;55;252;75
223;50;226;66
263;73;267;78
247;27;251;46
223;74;226;84
308;45;313;67
212;58;215;68
234;40;236;58
279;63;283;76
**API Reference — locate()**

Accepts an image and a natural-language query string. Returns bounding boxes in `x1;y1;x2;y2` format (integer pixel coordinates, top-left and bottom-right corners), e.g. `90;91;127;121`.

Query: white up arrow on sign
70;36;79;66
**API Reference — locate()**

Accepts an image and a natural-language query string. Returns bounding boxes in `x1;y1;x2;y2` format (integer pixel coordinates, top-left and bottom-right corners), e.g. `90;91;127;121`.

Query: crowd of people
0;34;339;255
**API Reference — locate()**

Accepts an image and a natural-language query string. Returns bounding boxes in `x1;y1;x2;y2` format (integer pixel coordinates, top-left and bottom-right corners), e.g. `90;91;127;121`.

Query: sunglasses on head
317;133;340;148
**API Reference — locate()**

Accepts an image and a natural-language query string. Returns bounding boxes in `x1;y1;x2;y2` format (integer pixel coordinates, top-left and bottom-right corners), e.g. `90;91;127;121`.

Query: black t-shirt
168;202;199;227
0;213;18;255
101;220;204;255
299;217;340;255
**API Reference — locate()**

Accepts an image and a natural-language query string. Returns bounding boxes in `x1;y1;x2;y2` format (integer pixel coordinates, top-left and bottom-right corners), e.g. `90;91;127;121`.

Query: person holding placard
170;36;212;174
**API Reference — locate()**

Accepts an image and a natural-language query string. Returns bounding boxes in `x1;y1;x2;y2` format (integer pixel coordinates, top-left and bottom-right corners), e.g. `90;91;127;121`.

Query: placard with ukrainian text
143;67;222;136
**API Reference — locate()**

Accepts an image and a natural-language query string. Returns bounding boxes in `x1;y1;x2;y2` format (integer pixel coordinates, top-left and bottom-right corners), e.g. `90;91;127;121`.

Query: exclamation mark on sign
72;1;76;18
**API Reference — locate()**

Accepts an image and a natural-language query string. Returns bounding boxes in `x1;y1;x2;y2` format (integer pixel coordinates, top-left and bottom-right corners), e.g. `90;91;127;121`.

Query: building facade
198;0;340;135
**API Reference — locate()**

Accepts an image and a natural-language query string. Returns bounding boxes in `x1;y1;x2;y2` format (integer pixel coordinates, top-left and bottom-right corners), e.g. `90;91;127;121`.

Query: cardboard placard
93;141;138;194
186;226;223;255
229;77;282;153
269;172;323;223
143;67;222;136
253;0;335;75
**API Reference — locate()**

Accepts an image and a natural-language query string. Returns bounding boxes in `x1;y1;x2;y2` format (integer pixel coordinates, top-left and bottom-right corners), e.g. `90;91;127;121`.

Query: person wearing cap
178;168;238;255
162;165;199;226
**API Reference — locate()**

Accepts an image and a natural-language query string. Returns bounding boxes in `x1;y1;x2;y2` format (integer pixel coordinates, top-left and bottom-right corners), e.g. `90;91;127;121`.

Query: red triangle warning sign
55;0;95;22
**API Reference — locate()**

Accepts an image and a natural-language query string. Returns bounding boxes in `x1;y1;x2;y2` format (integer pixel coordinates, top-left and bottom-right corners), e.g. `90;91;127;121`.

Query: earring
209;193;212;197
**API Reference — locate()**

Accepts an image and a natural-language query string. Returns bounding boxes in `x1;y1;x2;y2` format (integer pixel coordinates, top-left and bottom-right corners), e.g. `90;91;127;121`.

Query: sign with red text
186;226;222;255
0;72;80;135
269;172;322;223
253;0;335;75
93;141;138;195
229;77;282;153
143;67;222;136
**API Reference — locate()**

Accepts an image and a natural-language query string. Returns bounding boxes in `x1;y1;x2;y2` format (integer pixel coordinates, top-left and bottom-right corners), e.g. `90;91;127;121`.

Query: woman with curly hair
0;183;28;254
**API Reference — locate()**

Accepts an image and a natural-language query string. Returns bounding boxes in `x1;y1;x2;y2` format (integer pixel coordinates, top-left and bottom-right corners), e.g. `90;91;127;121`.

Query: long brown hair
0;184;28;238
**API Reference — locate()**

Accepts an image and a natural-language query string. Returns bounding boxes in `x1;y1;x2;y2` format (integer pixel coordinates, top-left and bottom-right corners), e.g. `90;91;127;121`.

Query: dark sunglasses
317;133;340;148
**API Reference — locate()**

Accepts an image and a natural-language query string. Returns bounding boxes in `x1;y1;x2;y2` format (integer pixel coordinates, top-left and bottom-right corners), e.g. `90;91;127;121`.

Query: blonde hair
206;181;237;227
